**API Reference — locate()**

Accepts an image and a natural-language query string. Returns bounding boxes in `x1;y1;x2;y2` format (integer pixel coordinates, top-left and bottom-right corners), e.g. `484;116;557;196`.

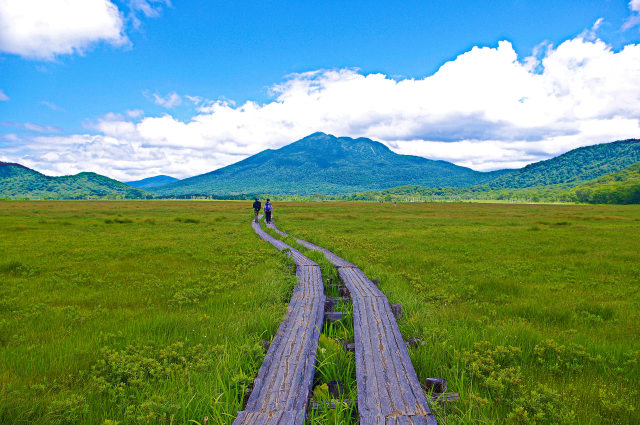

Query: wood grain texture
267;222;438;425
233;221;325;425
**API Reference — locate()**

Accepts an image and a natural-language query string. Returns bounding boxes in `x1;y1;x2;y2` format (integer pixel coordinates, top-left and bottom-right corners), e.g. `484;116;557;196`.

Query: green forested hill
125;175;179;189
571;162;640;204
153;132;506;196
487;139;640;188
348;162;640;204
0;162;151;199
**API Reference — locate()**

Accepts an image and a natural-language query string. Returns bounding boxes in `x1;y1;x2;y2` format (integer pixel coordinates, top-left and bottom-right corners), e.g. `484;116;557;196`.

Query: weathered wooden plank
266;222;437;425
234;221;325;425
374;297;416;414
352;295;379;418
365;296;396;417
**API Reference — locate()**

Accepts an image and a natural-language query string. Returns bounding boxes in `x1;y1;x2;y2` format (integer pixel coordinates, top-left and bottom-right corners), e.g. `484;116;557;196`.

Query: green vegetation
346;184;575;203
2;200;639;424
152;133;504;196
0;201;297;424
126;175;179;190
0;163;151;200
487;139;640;189
347;162;640;204
275;202;640;424
150;135;640;197
573;162;640;204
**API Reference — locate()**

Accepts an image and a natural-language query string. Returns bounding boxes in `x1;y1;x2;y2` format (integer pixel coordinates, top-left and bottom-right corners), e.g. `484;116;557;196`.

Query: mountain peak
153;133;487;195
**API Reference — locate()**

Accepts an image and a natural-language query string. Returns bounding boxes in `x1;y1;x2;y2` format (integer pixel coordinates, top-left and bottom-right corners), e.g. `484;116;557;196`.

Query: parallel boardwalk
233;221;325;425
267;223;437;425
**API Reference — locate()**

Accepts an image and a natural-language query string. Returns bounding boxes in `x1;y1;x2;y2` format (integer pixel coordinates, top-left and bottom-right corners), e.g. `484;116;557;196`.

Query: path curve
232;220;325;425
267;222;438;425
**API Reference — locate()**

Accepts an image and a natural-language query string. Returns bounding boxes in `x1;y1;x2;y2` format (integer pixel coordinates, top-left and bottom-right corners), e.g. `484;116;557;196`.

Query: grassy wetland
0;201;296;425
1;201;639;424
275;202;640;424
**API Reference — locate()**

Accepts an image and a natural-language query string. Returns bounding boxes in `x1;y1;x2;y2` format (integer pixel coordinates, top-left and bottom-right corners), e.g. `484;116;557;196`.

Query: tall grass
0;201;296;425
274;202;640;424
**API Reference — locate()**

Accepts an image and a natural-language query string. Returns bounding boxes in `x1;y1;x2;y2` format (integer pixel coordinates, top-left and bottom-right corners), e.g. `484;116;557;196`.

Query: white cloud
128;0;171;18
624;0;640;29
41;100;62;111
126;109;144;118
9;35;640;180
23;123;62;133
0;0;126;60
148;91;182;108
0;0;169;60
0;89;9;101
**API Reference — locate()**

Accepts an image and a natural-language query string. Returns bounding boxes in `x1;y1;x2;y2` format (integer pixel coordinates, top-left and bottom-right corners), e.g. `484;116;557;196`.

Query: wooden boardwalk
266;223;437;425
232;221;325;425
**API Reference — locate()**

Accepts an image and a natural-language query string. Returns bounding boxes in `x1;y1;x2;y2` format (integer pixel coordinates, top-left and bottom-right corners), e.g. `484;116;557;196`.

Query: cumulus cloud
8;35;640;180
0;0;169;60
0;0;126;59
0;89;9;101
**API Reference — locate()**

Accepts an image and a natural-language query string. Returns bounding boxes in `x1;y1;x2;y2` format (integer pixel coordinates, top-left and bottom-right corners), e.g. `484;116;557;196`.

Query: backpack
265;203;272;212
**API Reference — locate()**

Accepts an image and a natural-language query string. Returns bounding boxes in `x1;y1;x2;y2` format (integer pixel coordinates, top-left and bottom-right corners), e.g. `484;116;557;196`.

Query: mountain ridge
153;132;507;196
3;133;640;200
125;175;179;189
0;163;151;199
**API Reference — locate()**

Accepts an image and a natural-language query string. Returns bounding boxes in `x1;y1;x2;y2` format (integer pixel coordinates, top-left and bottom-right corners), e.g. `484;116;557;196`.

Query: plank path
232;220;325;425
266;222;437;425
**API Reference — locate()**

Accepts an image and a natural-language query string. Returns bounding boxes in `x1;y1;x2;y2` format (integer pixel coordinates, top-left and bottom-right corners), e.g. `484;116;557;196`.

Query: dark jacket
253;200;261;211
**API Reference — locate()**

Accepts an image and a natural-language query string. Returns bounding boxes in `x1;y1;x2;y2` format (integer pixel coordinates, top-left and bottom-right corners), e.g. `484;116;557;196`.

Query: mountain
571;162;640;204
0;162;151;200
153;132;507;196
125;175;179;189
486;139;640;188
349;162;640;205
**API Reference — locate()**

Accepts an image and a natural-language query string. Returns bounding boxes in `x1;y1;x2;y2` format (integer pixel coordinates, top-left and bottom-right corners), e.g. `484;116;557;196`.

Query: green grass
0;201;296;425
2;201;639;424
273;202;640;424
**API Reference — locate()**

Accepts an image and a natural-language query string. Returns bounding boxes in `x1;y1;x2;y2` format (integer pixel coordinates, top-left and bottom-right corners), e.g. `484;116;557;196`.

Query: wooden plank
266;223;437;425
234;221;325;425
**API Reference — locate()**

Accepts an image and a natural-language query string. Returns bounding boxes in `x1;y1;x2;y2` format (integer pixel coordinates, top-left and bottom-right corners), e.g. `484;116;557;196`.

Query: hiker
264;199;273;224
252;198;261;223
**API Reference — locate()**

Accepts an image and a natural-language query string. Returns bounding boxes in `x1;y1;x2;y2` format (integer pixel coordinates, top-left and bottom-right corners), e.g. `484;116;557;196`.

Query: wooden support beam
391;303;403;319
325;311;345;322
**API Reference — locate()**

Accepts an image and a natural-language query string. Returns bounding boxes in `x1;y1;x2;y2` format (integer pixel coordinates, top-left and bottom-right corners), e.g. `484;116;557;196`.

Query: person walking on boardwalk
253;198;261;223
264;199;273;224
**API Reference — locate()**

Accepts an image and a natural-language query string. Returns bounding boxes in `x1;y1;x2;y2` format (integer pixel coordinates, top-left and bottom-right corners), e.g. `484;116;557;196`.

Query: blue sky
1;0;640;180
